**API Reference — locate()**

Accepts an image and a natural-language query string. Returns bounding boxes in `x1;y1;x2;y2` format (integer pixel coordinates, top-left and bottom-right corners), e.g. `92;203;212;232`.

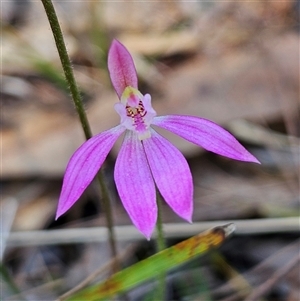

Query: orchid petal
153;115;260;163
143;129;193;222
108;39;138;98
114;131;156;239
56;125;125;219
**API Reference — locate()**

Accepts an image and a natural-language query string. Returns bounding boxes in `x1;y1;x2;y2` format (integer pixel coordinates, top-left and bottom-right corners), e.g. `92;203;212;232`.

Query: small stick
244;252;300;301
56;243;137;301
6;217;299;247
215;239;299;301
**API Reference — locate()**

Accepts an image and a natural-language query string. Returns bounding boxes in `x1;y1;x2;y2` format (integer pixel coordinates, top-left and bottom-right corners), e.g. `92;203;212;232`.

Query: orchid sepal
56;125;125;219
153;115;260;164
108;40;138;99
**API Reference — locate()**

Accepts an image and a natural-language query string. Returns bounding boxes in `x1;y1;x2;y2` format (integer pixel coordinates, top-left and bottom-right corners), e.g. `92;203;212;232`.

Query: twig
244;252;300;301
245;254;300;301
215;239;300;301
6;217;299;247
1;182;47;260
56;244;137;301
5;279;63;301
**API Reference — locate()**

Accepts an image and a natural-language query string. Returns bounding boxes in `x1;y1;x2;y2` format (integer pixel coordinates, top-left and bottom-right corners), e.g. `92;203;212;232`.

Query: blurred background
1;1;299;300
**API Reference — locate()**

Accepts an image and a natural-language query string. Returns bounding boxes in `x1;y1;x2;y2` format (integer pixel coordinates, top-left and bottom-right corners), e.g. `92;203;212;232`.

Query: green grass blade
33;60;70;91
67;223;236;301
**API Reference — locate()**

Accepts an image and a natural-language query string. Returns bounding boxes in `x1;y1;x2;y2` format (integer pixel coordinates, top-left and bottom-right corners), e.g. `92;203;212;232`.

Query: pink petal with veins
114;131;157;239
108;39;138;98
56;125;125;219
153;115;260;163
143;129;193;222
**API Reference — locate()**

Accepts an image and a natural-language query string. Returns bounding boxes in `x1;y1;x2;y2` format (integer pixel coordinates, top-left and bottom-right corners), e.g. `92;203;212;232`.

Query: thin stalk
156;195;167;251
155;194;167;300
96;173;118;261
40;0;92;139
40;0;118;260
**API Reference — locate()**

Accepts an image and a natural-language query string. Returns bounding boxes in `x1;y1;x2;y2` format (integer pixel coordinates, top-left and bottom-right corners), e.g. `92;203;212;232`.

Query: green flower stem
96;172;118;263
155;194;167;300
40;0;118;261
156;195;167;251
40;0;91;139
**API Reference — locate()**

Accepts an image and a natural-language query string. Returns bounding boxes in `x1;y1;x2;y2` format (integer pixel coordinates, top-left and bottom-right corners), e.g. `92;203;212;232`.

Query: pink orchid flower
56;39;260;239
